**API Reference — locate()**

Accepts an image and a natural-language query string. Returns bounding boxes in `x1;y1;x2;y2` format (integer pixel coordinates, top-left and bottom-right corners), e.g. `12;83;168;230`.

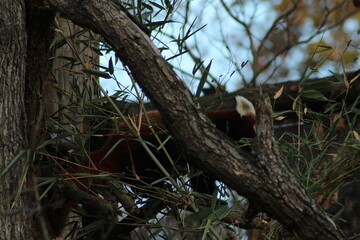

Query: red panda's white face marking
235;96;256;117
235;96;256;133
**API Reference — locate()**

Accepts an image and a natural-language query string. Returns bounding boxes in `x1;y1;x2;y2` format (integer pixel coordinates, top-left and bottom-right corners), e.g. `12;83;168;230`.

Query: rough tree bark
44;0;346;239
0;0;34;239
200;69;360;112
26;0;55;147
0;0;58;238
233;70;360;112
25;1;57;238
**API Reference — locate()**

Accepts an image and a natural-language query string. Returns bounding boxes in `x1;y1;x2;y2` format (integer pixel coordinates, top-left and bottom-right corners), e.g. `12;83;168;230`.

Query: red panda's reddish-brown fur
70;96;256;187
50;96;256;237
68;111;173;188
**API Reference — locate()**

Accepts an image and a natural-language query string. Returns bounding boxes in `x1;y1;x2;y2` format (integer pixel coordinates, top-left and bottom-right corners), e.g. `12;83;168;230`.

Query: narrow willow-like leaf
108;56;114;75
0;149;27;180
196;59;212;97
82;68;112;79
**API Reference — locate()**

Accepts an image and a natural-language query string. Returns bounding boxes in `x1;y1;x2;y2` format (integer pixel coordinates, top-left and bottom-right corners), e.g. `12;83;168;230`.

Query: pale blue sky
100;0;360;99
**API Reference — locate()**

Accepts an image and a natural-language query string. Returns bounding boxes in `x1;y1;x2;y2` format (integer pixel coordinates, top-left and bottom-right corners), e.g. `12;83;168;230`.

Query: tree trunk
25;1;57;239
50;18;99;132
0;0;34;239
26;0;55;146
46;0;345;239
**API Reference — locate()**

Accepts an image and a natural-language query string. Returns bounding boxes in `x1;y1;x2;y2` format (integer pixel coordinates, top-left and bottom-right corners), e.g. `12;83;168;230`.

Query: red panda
68;95;256;190
49;95;256;237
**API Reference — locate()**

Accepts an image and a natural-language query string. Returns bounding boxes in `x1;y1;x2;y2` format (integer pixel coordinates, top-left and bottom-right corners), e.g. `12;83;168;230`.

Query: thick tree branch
198;69;360;114
252;96;342;239
236;70;360;112
46;0;345;239
56;182;118;222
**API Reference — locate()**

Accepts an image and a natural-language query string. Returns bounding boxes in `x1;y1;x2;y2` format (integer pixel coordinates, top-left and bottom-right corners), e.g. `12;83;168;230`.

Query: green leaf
82;69;112;79
37;177;57;200
211;205;231;221
0;149;27;180
141;2;154;11
142;11;152;20
156;135;172;151
150;176;168;186
101;138;126;161
332;207;345;222
56;56;77;63
311;44;333;54
36;134;71;149
300;89;328;101
108;57;114;75
148;1;165;10
186;208;212;223
192;60;205;75
12;149;33;208
145;20;173;28
196;59;212;97
302;80;334;91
